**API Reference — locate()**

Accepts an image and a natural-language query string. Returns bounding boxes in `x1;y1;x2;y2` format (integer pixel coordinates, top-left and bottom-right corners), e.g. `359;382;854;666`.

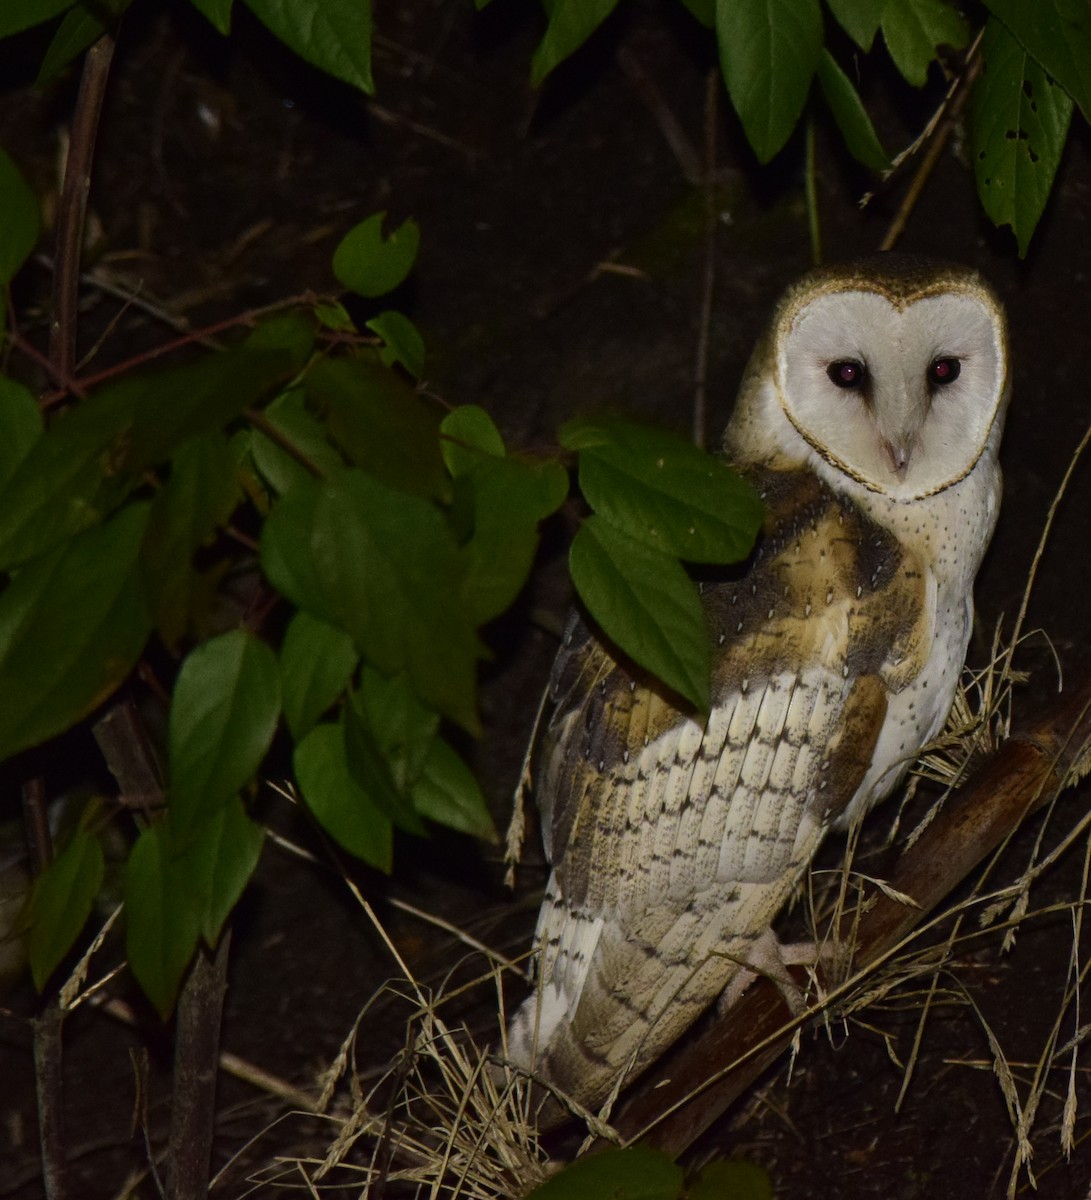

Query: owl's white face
774;283;1008;501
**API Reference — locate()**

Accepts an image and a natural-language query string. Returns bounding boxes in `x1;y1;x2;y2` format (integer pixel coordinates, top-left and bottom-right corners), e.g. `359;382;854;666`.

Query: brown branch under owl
605;671;1091;1157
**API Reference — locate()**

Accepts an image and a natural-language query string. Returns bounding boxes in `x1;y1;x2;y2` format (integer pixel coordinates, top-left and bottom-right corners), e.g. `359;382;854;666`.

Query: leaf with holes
569;516;710;711
984;0;1091;123
971;16;1073;255
333;212;419;297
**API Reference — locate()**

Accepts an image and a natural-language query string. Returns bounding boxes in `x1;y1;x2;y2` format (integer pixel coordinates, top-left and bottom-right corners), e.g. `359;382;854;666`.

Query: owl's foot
716;928;823;1016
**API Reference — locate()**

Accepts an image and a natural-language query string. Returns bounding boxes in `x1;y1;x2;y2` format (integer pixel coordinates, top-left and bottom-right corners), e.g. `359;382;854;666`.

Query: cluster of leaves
0;152;760;1011
525;1146;771;1200
5;0;1089;256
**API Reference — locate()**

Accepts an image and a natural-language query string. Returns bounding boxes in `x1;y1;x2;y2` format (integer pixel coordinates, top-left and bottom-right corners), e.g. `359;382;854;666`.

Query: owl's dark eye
928;357;961;386
827;359;867;389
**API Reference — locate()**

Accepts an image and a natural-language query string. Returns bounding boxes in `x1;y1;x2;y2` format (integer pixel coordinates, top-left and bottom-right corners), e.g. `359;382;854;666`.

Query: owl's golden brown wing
508;468;934;1109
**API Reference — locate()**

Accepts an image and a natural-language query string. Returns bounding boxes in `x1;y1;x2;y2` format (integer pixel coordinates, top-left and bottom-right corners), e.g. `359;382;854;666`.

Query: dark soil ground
3;2;1091;1197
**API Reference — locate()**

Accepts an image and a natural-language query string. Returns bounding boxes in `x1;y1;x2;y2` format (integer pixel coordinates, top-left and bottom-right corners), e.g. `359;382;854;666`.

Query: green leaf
825;0;884;51
27;826;104;990
440;404;506;477
0;503;152;764
358;666;438;791
168;630;281;840
279;609;358;739
411;736;496;840
569;516;710;711
562;418;762;564
983;0;1091;124
174;798;264;945
816;49;891;172
971;16;1074;256
141;433;241;649
189;0;233;34
365;310;425;377
717;0;823;162
314;470;484;730
35;0;132;85
456;455;569;623
243;0;373;92
881;0;968;88
250;388;343;496
0;0;74;38
260;478;340;624
342;690;427;834
525;1146;684;1200
294;721;393;870
313;299;355;332
332;212;419;297
124;823;203;1016
263;469;484;731
531;0;622;86
0;147;41;286
0;377;43;486
686;1159;772;1200
305;355;447;500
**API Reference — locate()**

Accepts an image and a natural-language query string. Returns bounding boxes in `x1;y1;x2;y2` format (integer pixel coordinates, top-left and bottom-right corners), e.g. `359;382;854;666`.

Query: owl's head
730;256;1010;502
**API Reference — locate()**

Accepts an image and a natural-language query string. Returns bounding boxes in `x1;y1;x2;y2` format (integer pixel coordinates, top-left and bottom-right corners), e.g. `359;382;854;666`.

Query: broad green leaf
0;503;152;764
243;0;373;92
971;16;1074;256
245;311;316;367
562;418;762;563
411;736;496;840
717;0;823;162
189;0;233;34
686;1159;773;1200
294;721;393;870
677;0;714;30
358;666;438;791
279;609;358;739
35;0;133;85
124;823;202;1016
313;299;355;332
260;478;340;623
881;0;967;88
141;433;241;648
305;356;448;500
365;310;425;377
27;826;104;990
0;147;41;286
250;388;343;496
174;798;264;944
440;404;506;477
168;630;281;839
342;691;427;834
310;470;483;730
525;1146;683;1200
983;0;1091;124
332;212;419;297
0;377;43;486
816;49;891;172
263;469;483;730
531;0;622;86
0;0;73;38
825;0;884;51
456;455;568;623
569;516;710;711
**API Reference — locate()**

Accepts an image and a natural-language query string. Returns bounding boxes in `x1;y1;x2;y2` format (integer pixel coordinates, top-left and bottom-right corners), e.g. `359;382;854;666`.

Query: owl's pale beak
882;438;912;478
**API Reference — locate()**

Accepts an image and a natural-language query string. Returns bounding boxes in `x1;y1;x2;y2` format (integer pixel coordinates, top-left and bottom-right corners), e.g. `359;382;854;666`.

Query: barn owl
507;255;1010;1115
